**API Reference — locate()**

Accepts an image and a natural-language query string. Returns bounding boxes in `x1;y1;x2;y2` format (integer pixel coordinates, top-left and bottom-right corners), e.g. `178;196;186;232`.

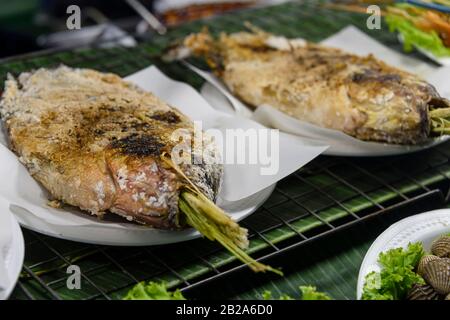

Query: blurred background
0;0;289;59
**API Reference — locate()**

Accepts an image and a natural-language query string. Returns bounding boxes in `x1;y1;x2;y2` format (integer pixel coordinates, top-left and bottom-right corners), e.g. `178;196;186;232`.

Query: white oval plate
0;198;25;300
201;82;450;157
12;184;275;246
356;209;450;299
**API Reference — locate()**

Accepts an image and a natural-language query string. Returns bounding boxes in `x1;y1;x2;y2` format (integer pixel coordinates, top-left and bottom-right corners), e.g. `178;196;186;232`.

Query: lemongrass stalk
162;153;282;275
430;107;450;118
179;192;281;274
430;107;450;135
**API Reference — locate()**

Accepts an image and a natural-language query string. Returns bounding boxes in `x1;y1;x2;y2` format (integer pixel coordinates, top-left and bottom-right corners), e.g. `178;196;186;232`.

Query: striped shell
406;284;440;300
417;255;439;277
431;235;450;258
423;258;450;295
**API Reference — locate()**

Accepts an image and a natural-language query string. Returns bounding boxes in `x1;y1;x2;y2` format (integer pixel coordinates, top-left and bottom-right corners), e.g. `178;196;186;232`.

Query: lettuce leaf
361;242;425;300
300;286;332;300
262;286;331;300
262;290;294;300
386;13;450;57
123;281;186;300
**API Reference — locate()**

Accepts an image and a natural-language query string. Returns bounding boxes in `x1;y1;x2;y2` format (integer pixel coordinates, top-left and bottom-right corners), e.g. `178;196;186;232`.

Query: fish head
107;153;182;229
347;66;440;144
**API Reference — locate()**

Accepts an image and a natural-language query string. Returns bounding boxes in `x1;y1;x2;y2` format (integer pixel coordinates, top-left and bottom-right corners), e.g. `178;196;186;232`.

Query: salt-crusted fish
0;66;276;273
167;26;450;145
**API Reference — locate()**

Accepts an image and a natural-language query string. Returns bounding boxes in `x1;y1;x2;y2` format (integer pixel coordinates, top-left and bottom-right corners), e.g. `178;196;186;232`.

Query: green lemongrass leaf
430;107;450;119
180;192;282;275
430;106;450;135
161;152;281;275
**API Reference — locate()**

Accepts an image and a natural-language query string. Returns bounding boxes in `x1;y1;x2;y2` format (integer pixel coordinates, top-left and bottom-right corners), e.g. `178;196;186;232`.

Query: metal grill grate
3;1;450;300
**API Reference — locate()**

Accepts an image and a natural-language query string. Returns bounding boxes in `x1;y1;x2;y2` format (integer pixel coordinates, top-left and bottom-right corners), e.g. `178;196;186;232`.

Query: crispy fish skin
0;66;222;229
178;29;450;145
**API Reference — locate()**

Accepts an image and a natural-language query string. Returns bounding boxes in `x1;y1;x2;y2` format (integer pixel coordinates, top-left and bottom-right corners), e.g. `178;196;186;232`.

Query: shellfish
431;235;450;258
417;254;439;277
406;283;440;300
422;258;450;295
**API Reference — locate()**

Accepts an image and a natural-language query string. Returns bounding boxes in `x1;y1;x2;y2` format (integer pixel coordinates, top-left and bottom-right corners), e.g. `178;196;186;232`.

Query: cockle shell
423;258;450;295
431;235;450;258
417;255;439;277
406;284;440;300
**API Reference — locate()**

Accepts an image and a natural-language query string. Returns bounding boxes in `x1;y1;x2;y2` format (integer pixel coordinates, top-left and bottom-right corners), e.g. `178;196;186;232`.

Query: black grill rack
11;148;450;300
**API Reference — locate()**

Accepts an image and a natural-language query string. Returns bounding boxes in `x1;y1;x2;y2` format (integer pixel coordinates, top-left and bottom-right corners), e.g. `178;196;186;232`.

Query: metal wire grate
3;1;450;300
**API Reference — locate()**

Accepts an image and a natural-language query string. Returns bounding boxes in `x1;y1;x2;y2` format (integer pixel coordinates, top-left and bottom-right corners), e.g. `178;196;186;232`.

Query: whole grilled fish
0;66;222;229
169;27;450;145
0;66;277;273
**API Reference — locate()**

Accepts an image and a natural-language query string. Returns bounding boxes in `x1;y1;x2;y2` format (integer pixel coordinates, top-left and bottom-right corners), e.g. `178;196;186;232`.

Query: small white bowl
357;209;450;299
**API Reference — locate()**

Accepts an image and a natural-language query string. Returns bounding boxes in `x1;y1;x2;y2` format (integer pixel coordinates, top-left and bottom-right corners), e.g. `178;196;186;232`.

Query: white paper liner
0;66;327;228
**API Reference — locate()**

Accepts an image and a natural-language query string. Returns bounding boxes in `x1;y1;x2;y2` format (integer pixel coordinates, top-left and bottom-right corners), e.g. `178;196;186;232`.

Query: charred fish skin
0;66;222;229
173;29;450;145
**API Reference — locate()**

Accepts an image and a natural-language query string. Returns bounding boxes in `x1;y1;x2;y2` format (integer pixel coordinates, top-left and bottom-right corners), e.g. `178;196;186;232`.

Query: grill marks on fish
149;110;181;124
110;134;165;157
177;29;450;145
352;70;402;84
0;66;223;228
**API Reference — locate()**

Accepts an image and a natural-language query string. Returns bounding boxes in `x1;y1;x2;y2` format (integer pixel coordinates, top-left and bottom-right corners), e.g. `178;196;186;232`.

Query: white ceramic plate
200;82;450;157
356;209;450;299
12;183;275;246
0;197;25;300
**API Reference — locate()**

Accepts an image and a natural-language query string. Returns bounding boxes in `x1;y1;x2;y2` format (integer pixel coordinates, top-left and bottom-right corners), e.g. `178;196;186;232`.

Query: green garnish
179;191;281;275
385;4;450;57
123;281;186;300
262;286;332;300
162;153;281;275
262;290;294;300
300;286;332;300
361;242;425;300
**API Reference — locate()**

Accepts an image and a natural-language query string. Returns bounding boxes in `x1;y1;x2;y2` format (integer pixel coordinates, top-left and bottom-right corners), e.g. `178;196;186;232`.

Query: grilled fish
0;66;277;274
168;27;450;145
0;66;222;228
